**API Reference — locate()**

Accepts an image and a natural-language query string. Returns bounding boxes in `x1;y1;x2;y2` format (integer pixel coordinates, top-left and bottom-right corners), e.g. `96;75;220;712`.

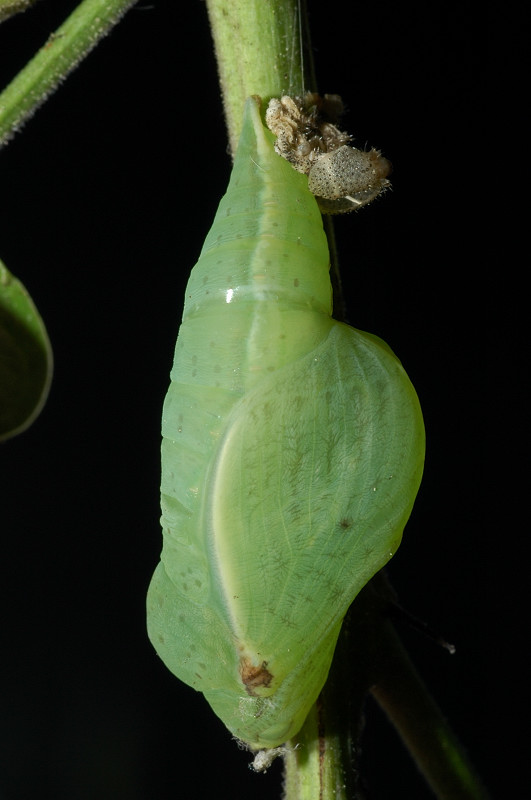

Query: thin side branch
0;0;138;146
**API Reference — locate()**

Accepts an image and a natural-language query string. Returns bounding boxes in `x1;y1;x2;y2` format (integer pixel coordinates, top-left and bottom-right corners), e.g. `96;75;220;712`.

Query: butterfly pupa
146;96;424;751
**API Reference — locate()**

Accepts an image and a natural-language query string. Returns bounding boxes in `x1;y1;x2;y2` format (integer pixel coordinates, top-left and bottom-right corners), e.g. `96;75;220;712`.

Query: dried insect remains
266;93;391;214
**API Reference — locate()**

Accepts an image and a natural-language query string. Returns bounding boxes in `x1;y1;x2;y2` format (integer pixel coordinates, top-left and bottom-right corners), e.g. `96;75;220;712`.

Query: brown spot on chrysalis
239;657;273;696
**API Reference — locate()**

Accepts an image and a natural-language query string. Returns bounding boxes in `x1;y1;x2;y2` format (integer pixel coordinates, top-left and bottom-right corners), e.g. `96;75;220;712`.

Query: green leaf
0;258;52;441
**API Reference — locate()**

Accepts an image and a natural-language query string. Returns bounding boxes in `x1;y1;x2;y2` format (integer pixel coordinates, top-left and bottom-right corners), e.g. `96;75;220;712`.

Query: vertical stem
203;7;355;794
194;4;490;799
284;574;491;800
283;703;354;800
283;612;368;800
205;0;313;156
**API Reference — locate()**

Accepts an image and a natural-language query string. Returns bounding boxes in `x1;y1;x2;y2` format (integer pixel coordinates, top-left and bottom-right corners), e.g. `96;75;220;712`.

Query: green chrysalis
147;97;424;751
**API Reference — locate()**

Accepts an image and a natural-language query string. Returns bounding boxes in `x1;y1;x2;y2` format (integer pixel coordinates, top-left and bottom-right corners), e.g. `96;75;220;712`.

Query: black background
0;1;517;798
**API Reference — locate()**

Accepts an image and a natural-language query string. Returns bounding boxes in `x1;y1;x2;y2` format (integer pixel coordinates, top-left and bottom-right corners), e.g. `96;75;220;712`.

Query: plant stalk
0;0;37;24
0;0;138;146
205;0;315;157
283;611;368;800
368;594;491;799
201;2;491;798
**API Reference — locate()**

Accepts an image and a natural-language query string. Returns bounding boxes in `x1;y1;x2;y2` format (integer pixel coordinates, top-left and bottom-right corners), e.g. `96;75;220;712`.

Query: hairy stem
0;0;37;24
193;3;488;799
205;0;315;157
0;0;138;146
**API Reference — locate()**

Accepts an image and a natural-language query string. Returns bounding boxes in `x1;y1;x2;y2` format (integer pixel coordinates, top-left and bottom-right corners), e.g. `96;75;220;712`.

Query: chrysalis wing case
147;97;425;751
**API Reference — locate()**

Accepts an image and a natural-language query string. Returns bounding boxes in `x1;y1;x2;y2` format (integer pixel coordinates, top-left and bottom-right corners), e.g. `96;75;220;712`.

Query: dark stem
342;574;491;800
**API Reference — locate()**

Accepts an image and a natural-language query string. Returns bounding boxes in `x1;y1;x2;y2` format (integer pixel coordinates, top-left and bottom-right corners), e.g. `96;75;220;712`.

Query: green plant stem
0;0;138;146
283;703;351;800
285;577;490;800
283;614;367;800
203;2;490;798
0;0;37;24
368;601;490;799
205;0;349;318
205;0;315;157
